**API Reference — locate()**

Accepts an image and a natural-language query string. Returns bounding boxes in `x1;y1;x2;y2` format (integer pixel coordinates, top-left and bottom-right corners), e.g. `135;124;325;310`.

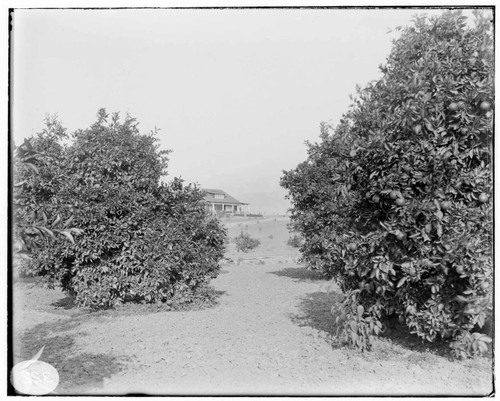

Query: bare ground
11;218;494;396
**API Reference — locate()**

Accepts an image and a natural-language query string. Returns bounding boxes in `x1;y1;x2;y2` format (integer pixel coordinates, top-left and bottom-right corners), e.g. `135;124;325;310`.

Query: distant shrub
234;232;260;253
247;213;263;218
268;234;274;240
287;235;302;248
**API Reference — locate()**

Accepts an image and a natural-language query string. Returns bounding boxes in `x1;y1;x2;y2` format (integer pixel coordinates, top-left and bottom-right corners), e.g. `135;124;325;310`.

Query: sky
11;7;463;213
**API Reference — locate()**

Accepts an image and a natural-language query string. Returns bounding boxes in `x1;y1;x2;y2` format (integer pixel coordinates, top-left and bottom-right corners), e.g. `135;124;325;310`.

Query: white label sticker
11;348;60;395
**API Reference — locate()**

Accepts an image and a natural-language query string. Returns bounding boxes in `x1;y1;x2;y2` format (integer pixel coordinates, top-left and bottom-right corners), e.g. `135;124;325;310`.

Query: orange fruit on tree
395;230;406;241
480;101;491;111
479;193;489;203
440;201;452;210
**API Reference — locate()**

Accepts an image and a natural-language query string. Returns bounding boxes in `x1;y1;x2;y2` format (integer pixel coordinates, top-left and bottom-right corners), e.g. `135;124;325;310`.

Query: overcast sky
12;7;463;213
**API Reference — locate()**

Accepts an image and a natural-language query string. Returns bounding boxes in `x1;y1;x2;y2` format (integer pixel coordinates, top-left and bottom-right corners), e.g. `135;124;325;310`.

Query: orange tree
281;11;493;357
15;109;226;308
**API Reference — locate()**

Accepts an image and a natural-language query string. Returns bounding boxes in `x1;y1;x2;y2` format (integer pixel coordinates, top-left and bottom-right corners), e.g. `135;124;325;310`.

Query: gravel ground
12;219;494;396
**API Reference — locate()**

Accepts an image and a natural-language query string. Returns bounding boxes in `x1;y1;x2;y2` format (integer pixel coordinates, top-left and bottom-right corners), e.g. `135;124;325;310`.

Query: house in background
203;188;249;214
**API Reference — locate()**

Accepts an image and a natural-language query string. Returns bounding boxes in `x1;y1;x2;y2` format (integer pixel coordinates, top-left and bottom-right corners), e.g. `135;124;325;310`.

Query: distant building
203;188;249;214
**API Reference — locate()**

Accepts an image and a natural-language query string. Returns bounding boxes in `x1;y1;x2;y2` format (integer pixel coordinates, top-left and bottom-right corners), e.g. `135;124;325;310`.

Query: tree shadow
291;289;493;362
51;295;77;310
13;318;129;395
291;290;345;341
375;320;461;359
47;285;228;316
291;290;451;356
268;267;326;282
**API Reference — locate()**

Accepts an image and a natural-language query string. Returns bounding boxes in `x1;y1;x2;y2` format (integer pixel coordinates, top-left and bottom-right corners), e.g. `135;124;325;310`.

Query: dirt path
45;260;490;396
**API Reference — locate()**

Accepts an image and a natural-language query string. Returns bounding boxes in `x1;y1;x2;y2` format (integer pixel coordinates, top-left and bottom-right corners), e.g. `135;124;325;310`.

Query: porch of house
206;202;247;214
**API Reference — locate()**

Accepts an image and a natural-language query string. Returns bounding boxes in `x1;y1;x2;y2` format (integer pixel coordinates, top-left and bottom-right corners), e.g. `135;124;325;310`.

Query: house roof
202;188;248;205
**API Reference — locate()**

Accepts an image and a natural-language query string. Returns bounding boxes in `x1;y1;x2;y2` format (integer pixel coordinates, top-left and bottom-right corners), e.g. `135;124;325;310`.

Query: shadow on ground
14;318;128;395
268;267;325;282
376;320;457;359
51;296;77;310
49;286;227;317
291;289;459;359
291;290;344;339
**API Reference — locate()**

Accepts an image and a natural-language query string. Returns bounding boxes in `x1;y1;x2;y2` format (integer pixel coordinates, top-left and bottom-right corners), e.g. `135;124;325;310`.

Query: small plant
334;297;382;352
287;235;302;248
234;232;260;253
268;234;274;239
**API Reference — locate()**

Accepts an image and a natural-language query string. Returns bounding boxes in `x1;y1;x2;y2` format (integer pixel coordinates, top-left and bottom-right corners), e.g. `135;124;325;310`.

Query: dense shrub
281;11;493;356
234;232;260;253
15;109;226;308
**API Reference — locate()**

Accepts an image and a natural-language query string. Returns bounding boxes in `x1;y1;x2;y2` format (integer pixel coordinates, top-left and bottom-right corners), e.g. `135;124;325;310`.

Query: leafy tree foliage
13;117;80;258
15;109;226;308
281;11;493;356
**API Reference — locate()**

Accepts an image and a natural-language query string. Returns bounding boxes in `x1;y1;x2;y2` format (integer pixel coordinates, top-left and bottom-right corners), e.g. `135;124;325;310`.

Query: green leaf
436;222;443;238
24;162;39;174
397;277;407;288
357;305;364;319
52;214;61;227
480;335;492;343
63;215;74;228
59;230;75;244
478;342;488;353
